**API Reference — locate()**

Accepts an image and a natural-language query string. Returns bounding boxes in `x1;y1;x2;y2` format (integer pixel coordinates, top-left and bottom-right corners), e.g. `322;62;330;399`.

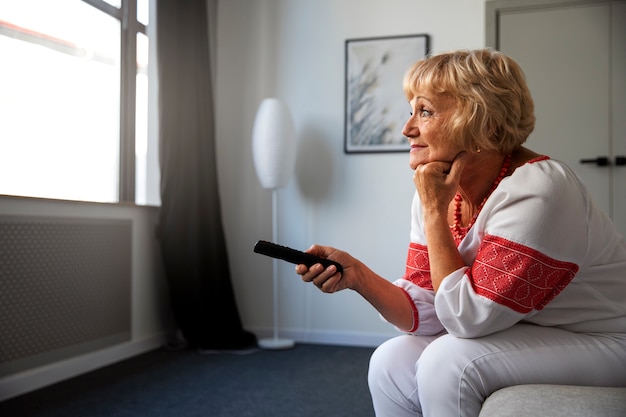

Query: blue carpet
0;343;376;417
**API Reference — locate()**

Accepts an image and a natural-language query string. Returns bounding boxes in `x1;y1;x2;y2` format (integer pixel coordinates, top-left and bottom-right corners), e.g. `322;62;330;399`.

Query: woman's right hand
295;244;357;293
297;244;418;331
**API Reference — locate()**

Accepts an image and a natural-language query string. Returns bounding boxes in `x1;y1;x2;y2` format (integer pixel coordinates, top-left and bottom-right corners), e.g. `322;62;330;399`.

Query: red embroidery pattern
404;242;433;291
472;235;579;313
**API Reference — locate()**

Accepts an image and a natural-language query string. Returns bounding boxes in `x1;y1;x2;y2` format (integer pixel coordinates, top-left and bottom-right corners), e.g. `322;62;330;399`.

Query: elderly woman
296;49;626;417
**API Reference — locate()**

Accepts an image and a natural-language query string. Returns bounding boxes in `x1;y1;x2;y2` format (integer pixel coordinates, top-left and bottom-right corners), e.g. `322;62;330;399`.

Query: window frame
84;0;148;203
0;0;151;205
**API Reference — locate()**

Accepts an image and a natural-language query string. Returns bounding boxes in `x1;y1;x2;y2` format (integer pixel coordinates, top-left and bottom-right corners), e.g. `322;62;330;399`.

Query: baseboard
0;333;167;402
251;327;395;348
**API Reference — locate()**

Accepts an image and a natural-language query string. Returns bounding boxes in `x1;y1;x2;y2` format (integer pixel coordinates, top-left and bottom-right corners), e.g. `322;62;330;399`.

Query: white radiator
0;216;132;377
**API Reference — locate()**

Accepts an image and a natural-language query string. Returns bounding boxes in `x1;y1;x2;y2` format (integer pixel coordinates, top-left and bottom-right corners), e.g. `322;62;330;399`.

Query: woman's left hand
413;151;467;214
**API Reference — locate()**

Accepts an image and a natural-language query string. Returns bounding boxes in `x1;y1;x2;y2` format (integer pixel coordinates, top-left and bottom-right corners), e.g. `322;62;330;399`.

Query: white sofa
478;384;626;417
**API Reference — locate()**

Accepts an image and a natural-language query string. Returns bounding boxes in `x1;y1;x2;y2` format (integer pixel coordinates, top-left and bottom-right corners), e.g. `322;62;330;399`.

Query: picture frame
344;34;430;153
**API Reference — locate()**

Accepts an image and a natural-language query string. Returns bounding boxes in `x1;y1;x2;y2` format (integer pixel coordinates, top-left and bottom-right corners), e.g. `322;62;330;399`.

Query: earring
476;147;481;153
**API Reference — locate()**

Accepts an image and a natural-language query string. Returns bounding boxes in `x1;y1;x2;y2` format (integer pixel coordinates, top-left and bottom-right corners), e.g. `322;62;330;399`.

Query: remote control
253;240;343;273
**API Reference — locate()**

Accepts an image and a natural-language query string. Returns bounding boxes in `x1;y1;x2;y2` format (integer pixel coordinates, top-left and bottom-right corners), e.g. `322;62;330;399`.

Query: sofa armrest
479;385;626;417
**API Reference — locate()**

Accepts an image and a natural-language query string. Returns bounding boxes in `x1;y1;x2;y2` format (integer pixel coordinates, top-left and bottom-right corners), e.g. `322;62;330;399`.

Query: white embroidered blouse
391;157;626;338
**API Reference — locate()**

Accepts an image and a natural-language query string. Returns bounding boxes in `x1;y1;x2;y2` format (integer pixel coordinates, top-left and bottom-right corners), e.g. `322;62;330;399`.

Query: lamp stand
258;189;295;350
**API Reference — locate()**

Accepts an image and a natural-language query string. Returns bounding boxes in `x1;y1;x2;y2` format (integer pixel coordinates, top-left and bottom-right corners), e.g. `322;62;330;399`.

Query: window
0;0;159;205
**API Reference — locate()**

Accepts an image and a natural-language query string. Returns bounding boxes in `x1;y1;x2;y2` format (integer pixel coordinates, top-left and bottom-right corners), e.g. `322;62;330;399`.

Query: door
612;2;626;235
488;0;626;237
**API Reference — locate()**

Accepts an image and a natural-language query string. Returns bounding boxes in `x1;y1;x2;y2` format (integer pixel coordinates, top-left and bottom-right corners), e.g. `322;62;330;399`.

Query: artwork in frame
344;34;430;153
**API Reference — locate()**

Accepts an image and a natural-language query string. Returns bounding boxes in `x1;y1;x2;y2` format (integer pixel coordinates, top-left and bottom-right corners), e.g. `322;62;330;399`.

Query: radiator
0;216;132;377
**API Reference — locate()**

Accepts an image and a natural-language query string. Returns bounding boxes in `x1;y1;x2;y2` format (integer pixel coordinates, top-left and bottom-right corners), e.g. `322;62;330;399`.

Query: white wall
215;0;488;346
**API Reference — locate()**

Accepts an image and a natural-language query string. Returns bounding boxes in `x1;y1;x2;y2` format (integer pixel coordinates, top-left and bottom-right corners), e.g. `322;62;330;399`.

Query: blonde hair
403;49;535;155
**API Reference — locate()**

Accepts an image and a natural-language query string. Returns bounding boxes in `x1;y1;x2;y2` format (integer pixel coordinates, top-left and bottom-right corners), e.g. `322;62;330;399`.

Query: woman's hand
295;245;353;293
413;151;467;215
295;244;417;330
413;151;468;292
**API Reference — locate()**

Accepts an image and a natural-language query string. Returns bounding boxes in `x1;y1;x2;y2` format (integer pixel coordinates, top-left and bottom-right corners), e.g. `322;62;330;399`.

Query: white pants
368;324;626;417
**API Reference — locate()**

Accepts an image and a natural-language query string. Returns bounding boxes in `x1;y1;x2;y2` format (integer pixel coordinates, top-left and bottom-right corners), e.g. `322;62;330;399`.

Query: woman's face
403;90;461;170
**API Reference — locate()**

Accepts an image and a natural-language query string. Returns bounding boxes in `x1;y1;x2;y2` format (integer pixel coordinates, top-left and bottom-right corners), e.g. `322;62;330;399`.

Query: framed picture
344;34;430;153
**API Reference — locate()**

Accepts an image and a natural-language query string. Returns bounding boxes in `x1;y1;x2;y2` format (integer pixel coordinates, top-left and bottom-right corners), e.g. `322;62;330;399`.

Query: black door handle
580;156;609;166
616;156;626;166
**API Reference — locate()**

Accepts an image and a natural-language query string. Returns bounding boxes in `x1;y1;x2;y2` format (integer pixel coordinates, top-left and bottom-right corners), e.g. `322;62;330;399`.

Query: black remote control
253;240;343;273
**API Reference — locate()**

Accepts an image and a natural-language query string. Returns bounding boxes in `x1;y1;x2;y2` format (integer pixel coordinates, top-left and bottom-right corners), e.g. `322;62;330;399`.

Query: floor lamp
252;98;297;350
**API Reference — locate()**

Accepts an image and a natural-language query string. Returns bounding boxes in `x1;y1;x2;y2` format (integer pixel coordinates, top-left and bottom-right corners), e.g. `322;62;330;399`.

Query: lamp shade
252;98;297;190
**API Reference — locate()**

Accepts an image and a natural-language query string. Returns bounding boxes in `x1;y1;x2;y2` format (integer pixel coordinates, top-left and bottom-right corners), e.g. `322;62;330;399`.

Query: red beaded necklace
451;154;512;243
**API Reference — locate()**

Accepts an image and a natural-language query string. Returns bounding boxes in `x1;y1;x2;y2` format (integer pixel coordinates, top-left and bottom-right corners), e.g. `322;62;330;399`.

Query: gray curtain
156;0;256;350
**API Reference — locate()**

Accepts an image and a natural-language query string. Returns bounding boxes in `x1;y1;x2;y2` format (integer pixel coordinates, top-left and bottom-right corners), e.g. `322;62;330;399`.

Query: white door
490;0;625;237
612;2;626;235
